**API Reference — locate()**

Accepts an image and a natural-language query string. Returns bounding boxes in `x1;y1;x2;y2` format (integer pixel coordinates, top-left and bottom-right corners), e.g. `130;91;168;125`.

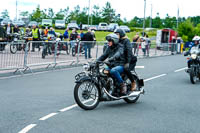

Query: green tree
101;2;116;23
54;9;65;20
30;5;42;22
20;11;29;18
178;19;194;41
1;9;9;18
92;5;102;25
152;13;162;28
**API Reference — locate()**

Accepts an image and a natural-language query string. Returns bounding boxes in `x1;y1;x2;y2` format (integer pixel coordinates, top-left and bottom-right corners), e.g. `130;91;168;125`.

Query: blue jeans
109;66;124;84
84;43;91;59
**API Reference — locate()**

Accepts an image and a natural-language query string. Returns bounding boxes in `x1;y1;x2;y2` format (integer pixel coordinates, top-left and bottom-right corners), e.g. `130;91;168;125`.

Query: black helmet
106;33;119;45
114;28;126;38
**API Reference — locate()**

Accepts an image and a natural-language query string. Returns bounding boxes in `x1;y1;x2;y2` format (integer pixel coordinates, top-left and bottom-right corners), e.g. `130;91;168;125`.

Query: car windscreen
56;20;65;24
100;24;107;26
42;20;52;23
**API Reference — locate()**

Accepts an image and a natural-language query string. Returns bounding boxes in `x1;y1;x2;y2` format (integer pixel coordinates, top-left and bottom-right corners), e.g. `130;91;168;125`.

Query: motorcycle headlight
83;64;90;71
191;54;197;59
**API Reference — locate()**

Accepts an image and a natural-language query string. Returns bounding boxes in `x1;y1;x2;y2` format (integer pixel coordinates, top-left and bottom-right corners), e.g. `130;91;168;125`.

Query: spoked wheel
10;43;17;54
190;67;197;84
123;78;140;103
74;80;100;110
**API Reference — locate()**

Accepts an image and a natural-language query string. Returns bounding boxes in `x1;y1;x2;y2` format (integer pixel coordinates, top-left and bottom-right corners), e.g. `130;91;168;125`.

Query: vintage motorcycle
74;61;145;110
185;46;200;84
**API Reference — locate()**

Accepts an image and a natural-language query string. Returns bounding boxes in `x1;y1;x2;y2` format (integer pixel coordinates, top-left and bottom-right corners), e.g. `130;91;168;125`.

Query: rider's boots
120;83;127;95
131;81;136;91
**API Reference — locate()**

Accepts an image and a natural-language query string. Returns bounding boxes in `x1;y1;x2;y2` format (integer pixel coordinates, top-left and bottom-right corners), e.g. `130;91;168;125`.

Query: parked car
119;25;130;33
108;23;119;32
98;22;108;31
55;20;66;29
67;23;79;30
12;20;25;27
28;21;38;28
82;24;89;30
1;18;12;26
42;19;52;27
88;25;98;31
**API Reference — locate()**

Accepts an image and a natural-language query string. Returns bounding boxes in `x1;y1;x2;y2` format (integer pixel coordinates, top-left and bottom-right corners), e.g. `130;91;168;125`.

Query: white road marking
59;99;92;112
39;113;58;121
18;124;37;133
135;66;145;69
59;104;78;112
174;67;187;72
144;74;167;82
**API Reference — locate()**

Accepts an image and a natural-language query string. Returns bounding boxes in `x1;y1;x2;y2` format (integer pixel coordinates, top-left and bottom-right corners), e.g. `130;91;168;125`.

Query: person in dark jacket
13;25;20;33
82;29;94;59
69;28;79;50
5;23;13;42
97;33;127;95
114;28;137;91
0;25;6;51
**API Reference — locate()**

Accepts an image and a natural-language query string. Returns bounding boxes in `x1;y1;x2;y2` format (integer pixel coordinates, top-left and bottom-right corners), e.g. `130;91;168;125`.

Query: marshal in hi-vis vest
32;28;39;39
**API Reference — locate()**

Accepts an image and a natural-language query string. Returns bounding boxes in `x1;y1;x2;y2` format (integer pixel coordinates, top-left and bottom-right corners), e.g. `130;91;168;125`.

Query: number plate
75;72;86;81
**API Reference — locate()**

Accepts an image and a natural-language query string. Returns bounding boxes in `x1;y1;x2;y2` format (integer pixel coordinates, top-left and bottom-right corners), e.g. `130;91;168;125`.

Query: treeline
1;1;200;41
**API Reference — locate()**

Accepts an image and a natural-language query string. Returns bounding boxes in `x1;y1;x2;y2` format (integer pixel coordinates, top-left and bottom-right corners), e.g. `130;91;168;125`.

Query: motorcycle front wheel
190;67;197;84
74;80;100;110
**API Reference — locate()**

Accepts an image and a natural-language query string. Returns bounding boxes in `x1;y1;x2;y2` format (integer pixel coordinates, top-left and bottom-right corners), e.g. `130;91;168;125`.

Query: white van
55;20;66;29
98;23;108;31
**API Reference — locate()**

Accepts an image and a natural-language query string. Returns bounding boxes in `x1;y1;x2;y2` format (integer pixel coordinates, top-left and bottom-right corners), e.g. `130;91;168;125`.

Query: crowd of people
0;23;97;59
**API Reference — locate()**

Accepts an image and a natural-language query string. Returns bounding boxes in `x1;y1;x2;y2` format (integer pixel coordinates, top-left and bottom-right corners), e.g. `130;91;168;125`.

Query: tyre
190;67;197;84
123;78;140;103
72;47;76;56
74;80;100;110
10;44;17;54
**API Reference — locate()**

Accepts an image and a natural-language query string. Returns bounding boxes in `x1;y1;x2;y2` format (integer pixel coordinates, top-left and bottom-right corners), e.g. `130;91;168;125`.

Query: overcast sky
1;0;200;21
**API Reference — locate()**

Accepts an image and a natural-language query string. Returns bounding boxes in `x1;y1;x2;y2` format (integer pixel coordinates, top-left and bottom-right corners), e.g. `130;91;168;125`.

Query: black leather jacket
97;43;125;67
119;38;133;64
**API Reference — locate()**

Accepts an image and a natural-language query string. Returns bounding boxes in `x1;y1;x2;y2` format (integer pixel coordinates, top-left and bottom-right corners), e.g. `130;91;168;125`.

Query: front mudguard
75;75;101;90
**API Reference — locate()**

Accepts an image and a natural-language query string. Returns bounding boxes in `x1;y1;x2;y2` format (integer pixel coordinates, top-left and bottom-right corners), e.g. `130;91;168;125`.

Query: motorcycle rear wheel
74;80;100;110
123;78;140;103
10;44;17;54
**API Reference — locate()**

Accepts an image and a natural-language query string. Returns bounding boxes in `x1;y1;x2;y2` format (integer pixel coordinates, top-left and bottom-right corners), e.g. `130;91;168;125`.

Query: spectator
171;36;176;55
5;22;13;42
43;27;48;37
0;25;6;51
13;25;20;33
31;24;40;52
70;28;79;49
0;25;6;40
132;32;140;56
141;37;146;56
80;30;84;41
145;34;151;57
82;28;94;59
80;22;83;30
47;27;56;39
63;28;69;41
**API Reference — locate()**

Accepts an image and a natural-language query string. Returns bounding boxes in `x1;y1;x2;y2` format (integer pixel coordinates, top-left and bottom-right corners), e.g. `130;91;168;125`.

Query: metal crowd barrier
0;40;182;75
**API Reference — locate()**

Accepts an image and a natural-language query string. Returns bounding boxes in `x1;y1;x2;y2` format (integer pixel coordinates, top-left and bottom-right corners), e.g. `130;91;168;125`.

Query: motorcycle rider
114;28;137;91
184;36;200;68
13;25;20;33
97;33;127;95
